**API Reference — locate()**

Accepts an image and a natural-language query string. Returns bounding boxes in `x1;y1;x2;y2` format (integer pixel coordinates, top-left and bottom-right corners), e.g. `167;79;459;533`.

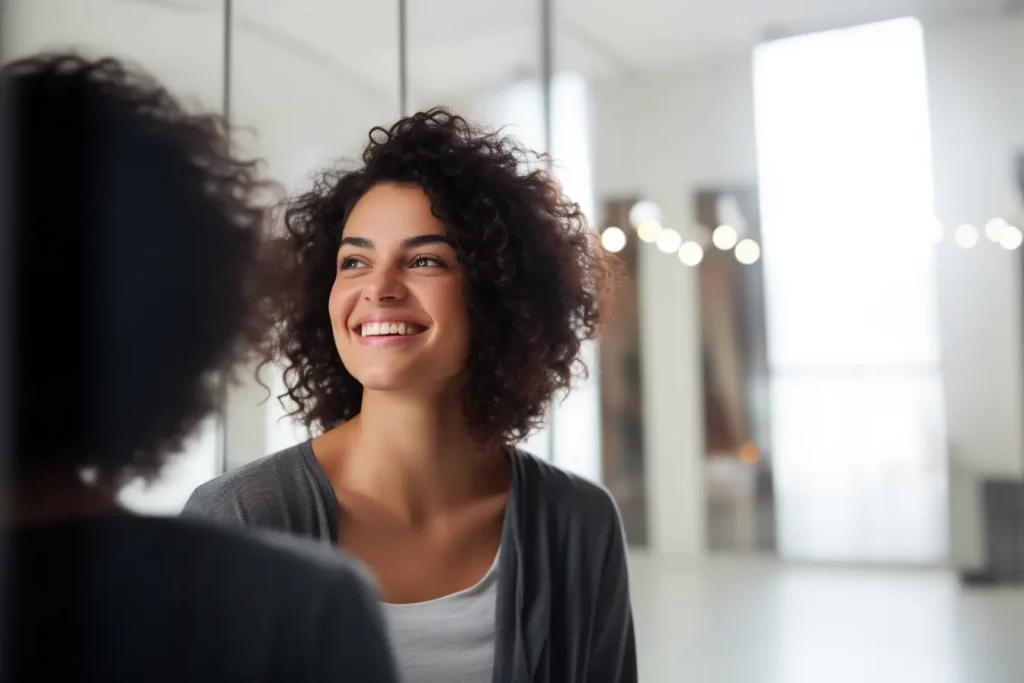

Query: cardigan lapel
493;451;553;683
513;452;552;681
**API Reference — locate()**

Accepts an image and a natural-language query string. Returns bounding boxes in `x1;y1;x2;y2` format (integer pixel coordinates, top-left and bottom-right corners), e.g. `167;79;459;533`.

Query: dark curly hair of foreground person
264;108;616;445
7;54;274;488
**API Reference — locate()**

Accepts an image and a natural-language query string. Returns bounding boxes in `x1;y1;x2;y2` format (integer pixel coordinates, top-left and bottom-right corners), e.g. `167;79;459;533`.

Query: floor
629;554;1024;683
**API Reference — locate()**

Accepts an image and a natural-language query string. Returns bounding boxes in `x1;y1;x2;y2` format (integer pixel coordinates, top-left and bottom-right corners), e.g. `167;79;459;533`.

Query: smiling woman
184;108;635;683
331;184;470;391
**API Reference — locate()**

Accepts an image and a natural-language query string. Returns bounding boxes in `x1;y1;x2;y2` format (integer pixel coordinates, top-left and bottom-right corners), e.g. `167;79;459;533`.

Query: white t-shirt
381;548;500;683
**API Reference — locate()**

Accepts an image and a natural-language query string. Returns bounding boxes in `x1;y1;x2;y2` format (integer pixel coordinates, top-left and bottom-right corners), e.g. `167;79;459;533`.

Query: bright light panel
754;17;947;564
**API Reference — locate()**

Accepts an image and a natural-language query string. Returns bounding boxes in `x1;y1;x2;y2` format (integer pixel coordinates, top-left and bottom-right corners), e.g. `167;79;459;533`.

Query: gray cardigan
183;441;638;683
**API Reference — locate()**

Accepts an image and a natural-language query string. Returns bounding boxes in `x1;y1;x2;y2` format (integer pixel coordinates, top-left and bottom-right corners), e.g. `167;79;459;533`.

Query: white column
638;225;707;557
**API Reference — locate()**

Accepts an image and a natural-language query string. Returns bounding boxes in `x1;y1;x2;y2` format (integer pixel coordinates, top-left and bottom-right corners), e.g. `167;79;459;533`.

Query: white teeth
360;322;421;337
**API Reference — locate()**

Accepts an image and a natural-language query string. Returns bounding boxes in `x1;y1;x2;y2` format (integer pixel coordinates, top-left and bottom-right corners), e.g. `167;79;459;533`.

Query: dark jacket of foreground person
6;515;398;681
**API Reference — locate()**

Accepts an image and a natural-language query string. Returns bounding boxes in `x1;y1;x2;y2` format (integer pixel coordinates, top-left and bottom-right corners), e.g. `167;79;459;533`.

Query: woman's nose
363;266;407;302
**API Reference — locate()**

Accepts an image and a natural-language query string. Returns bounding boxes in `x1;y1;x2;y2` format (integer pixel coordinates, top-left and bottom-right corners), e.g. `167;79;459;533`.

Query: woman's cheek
328;279;357;329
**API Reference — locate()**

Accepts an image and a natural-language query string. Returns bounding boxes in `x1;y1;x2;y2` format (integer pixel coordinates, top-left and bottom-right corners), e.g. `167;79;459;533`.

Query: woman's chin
356;371;424;391
357;372;459;397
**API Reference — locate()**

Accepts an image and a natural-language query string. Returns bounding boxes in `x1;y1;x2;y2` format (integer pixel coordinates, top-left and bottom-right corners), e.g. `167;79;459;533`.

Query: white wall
593;57;759;557
924;15;1024;571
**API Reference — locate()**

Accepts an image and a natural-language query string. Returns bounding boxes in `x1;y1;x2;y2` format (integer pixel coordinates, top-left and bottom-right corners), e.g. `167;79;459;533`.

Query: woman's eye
338;257;367;271
409;255;446;270
411;256;445;268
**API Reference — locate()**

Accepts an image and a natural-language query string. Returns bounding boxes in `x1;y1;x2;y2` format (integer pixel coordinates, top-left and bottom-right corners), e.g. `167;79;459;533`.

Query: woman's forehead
344;183;446;240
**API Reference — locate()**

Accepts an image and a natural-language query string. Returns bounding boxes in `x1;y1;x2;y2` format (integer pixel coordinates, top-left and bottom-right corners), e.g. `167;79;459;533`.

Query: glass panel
406;0;557;463
3;0;227;514
224;0;401;467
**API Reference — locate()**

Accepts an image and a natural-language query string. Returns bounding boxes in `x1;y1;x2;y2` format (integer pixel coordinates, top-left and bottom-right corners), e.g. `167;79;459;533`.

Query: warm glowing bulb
925;217;944;244
600;226;627;253
985;218;1008;243
636;220;663;243
656;228;683;254
954;223;979;249
712;224;738;250
735;239;761;265
737;441;762;465
999;225;1023;250
628;200;662;228
678;241;704;266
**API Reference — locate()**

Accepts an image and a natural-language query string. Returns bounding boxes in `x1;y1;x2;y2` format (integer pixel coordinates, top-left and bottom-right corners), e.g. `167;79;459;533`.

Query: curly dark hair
265;108;614;446
7;53;273;488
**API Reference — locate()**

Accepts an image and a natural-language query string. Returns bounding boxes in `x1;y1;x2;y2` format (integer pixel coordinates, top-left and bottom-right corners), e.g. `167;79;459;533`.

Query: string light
954;223;979;249
600;226;627;253
628;200;662;228
656;228;683;254
999;225;1023;250
712;224;738;250
735;239;761;265
678;241;704;266
616;200;1017;266
636;220;663;243
985;218;1008;243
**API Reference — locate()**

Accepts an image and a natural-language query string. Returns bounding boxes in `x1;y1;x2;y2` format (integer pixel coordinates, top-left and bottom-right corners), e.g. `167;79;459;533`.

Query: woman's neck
320;388;508;521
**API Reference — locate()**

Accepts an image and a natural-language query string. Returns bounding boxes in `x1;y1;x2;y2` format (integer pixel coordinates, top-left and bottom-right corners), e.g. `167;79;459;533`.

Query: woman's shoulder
510;450;624;539
186;441;313;505
182;441;330;534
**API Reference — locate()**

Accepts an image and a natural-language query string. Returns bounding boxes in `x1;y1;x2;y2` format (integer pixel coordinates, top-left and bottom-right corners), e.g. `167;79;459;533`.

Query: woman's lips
353;320;428;348
355;330;425;348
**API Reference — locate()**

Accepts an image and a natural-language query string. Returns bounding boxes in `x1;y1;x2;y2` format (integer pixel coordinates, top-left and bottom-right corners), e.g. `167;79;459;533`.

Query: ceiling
18;0;1014;103
232;0;1009;97
558;0;1006;71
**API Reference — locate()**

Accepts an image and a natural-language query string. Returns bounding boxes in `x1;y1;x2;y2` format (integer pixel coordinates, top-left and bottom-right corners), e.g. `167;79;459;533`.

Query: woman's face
329;182;470;393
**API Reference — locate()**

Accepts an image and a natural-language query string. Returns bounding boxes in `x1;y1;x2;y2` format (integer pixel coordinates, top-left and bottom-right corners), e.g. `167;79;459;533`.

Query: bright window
754;18;947;563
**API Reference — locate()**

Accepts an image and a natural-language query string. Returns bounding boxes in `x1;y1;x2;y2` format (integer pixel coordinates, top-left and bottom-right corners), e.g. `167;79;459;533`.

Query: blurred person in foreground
0;53;398;682
185;109;637;683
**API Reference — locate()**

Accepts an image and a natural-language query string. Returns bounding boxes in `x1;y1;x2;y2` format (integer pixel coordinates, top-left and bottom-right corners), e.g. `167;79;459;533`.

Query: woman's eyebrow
338;234;452;250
